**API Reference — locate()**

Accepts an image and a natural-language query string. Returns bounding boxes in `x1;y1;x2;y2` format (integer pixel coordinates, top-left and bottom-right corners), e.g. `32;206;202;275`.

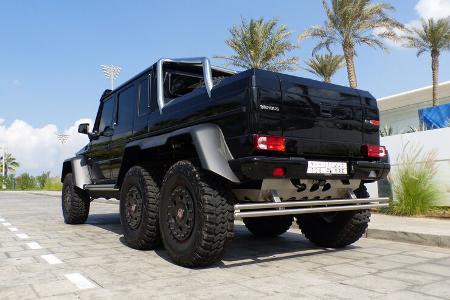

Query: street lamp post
1;145;5;190
100;64;122;90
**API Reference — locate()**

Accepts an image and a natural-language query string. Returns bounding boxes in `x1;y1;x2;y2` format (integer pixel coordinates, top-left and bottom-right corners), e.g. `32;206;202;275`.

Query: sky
0;0;450;175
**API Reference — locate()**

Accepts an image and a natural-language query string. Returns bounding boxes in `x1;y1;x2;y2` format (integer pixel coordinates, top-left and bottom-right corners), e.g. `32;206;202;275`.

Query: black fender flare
122;123;240;183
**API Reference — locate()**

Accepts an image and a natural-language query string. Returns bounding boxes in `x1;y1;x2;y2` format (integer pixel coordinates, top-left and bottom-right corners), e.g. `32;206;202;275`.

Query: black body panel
68;61;388;187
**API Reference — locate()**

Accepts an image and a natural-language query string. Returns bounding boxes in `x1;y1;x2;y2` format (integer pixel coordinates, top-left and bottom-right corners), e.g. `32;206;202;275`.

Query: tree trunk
431;50;439;106
324;76;331;83
343;42;357;88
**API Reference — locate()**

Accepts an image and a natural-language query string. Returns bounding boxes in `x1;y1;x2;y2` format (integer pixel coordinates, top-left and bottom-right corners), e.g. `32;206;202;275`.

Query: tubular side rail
234;197;389;218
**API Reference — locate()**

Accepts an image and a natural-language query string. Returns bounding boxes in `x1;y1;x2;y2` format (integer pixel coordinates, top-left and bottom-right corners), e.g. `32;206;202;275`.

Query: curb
366;228;450;249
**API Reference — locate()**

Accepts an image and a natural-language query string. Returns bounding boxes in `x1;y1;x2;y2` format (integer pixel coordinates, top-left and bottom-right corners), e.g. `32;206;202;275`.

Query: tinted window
138;77;150;116
117;85;136;132
98;98;114;132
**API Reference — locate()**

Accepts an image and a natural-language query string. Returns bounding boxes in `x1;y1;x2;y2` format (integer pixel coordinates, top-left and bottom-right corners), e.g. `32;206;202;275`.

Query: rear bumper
229;156;390;181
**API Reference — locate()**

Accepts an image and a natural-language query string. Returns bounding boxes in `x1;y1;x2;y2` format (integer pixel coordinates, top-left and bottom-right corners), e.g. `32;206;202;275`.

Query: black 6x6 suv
61;57;390;267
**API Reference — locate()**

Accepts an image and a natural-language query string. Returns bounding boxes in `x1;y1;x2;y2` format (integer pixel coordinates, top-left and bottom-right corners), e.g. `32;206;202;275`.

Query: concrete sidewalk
368;213;450;248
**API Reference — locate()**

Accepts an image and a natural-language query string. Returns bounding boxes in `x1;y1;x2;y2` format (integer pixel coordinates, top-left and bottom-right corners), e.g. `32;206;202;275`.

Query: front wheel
159;161;234;267
62;173;90;224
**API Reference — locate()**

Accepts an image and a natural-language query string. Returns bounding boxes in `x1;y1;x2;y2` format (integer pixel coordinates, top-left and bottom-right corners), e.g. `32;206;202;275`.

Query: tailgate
279;75;367;157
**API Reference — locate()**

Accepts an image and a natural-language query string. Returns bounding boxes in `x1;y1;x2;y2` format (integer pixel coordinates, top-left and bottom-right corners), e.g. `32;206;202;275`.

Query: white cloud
375;0;450;50
416;0;450;19
0;118;93;176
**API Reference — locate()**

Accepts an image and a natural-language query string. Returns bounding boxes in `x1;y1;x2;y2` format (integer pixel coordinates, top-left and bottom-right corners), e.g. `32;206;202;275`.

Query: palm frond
299;0;404;87
217;17;298;71
304;53;345;82
402;17;450;55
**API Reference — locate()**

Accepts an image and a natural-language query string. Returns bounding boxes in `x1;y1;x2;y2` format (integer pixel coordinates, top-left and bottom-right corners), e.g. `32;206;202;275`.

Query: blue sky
0;0;449;130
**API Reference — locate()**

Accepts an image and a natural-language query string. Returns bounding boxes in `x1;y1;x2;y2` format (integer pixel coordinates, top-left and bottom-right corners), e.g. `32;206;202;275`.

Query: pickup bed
61;57;390;267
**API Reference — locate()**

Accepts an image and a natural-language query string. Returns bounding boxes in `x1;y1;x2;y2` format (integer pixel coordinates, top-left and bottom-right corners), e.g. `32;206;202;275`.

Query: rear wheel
120;166;161;250
159;161;234;267
297;184;371;248
296;210;370;248
243;216;293;237
62;173;90;224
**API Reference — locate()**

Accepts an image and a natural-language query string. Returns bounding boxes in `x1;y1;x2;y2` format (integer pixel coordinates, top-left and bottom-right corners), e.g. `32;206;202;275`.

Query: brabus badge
259;104;280;112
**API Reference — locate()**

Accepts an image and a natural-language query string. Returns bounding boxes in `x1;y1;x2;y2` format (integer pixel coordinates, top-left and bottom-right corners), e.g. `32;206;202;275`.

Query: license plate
307;161;347;175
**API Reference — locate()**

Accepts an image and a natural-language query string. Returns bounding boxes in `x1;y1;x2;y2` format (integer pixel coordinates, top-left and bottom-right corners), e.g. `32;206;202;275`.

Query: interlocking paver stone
1;191;450;299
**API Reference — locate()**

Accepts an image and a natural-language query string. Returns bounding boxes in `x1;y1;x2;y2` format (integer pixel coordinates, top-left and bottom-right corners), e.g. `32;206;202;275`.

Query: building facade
378;81;450;134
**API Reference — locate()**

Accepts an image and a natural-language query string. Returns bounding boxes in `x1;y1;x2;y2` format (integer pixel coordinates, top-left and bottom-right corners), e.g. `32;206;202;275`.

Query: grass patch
388;144;442;216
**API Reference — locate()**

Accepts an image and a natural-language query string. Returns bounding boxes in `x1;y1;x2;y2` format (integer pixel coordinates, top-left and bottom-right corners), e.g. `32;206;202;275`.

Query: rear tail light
368;119;380;126
361;144;387;158
254;135;286;152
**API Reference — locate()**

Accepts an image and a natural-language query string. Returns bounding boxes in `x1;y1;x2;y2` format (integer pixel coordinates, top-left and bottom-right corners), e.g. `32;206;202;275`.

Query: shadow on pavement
85;212;357;268
86;213;122;235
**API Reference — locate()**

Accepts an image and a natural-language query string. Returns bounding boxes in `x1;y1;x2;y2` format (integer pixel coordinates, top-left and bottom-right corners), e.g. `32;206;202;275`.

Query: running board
84;184;119;192
234;197;389;218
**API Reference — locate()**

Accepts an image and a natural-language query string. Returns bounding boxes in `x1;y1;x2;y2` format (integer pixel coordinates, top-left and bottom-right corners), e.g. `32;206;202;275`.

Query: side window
98;98;114;133
138;76;150;116
116;85;136;132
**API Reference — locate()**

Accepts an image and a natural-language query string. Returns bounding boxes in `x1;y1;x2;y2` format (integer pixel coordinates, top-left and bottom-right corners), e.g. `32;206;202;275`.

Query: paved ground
27;191;450;248
1;192;450;300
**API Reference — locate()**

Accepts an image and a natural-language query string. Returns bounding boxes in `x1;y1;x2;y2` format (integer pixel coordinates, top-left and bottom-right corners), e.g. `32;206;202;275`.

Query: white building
367;82;450;206
378;81;450;133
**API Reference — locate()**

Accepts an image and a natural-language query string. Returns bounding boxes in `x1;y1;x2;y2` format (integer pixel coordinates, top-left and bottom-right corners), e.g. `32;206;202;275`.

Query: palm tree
216;18;299;72
299;0;404;88
0;153;20;176
305;53;345;83
402;18;450;106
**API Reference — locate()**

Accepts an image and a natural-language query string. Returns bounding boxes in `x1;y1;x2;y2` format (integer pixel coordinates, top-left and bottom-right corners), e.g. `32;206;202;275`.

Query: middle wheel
159;160;234;267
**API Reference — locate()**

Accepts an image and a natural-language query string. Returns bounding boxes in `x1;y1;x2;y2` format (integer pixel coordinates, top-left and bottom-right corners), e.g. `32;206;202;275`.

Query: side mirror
78;123;90;135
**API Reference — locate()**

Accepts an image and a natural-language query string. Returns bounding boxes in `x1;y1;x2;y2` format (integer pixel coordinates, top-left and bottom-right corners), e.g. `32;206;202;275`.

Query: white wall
367;127;450;206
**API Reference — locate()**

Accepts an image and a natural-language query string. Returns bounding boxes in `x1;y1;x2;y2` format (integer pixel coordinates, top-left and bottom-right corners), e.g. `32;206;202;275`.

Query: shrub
0;174;15;190
43;177;62;191
36;171;50;189
389;144;441;216
16;173;38;190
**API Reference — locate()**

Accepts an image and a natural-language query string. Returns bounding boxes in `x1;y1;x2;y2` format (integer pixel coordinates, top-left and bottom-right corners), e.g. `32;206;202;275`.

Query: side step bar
84;184;119;192
234;197;389;218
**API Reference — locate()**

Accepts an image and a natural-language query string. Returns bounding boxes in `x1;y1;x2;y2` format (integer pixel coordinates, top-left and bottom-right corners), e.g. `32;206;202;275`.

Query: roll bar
156;57;216;113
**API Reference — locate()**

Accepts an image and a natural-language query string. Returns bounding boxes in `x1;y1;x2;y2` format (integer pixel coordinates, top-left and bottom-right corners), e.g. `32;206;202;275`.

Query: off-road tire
159;161;234;267
62;173;90;224
296;184;371;248
120;166;161;250
243;216;293;237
